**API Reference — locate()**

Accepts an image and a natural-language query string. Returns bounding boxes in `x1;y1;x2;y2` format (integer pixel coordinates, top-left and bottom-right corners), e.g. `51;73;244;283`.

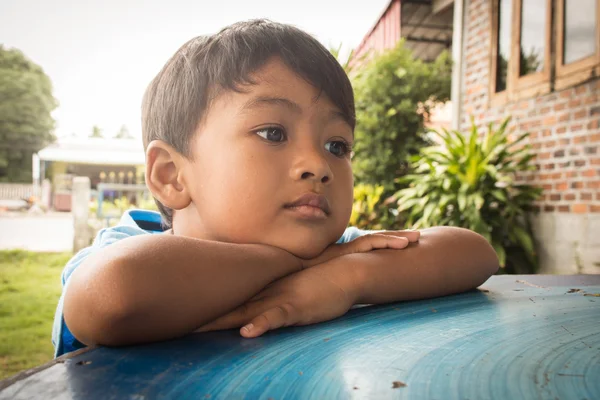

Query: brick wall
461;0;600;214
461;0;599;273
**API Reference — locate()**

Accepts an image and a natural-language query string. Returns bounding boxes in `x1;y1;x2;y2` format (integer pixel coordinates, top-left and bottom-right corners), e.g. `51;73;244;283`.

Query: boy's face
176;58;354;259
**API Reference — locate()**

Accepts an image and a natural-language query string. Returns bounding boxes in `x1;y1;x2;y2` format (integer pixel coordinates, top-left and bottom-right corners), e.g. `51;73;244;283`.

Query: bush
393;118;542;274
349;183;402;230
351;40;452;189
89;195;158;217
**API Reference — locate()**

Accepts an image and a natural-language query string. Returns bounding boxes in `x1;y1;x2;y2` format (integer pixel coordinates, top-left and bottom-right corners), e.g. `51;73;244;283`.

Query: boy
52;19;499;357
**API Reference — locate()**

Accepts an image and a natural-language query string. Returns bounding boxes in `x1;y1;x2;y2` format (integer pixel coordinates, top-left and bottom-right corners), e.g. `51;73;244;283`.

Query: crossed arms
63;227;499;347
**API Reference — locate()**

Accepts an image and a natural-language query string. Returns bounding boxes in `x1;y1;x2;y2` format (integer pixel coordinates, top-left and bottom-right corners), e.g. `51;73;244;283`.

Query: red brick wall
461;0;600;214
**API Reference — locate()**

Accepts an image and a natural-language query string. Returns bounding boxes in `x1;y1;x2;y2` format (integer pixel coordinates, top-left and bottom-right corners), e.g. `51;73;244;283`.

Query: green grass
0;250;72;380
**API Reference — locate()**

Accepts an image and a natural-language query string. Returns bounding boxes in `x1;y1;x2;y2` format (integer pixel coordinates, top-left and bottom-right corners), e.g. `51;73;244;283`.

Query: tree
90;125;103;138
115;124;133;139
351;41;452;189
0;46;57;182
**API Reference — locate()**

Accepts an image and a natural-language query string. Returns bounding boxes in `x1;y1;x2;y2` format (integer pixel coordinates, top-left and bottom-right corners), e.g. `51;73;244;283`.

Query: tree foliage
351;41;452;189
90;125;103;138
115;125;133;139
0;46;57;182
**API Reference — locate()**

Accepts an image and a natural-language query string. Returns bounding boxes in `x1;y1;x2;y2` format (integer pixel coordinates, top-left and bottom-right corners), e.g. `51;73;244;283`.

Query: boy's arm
194;226;499;337
349;226;499;304
63;234;301;347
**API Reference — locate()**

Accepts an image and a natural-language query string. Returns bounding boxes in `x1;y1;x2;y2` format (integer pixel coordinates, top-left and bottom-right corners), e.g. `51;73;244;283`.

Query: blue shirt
52;209;370;357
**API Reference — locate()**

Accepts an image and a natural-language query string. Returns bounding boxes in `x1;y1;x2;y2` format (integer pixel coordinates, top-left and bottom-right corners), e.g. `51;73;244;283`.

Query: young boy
52;19;499;357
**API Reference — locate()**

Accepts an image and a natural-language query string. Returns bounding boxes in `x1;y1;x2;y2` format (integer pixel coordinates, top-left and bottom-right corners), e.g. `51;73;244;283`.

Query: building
351;0;454;66
353;0;600;273
35;136;146;211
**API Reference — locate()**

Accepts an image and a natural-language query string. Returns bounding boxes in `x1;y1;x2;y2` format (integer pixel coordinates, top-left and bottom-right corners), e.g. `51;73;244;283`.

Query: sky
0;0;390;139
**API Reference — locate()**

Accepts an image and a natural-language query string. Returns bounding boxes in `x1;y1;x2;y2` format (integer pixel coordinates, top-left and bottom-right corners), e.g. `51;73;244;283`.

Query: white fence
0;183;37;200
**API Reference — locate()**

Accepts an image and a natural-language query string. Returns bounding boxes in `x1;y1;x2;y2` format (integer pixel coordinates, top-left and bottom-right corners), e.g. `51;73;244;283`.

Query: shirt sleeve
336;226;378;244
52;225;148;357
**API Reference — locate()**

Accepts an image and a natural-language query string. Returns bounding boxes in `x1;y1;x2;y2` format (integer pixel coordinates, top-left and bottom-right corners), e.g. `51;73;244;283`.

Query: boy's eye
325;140;352;158
255;127;286;142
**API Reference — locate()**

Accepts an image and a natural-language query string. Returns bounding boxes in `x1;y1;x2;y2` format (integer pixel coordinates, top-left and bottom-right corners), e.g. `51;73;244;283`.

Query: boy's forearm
63;234;301;347
341;227;499;305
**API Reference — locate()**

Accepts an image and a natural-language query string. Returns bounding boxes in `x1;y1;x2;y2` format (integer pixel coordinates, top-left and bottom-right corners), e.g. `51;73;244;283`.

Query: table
1;275;599;399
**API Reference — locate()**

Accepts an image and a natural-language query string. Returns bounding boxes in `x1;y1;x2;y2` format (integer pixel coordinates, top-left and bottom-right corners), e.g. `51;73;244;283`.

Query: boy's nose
290;150;333;185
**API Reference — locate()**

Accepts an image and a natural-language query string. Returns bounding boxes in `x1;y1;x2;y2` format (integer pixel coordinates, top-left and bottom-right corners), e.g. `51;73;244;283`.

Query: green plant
349;183;396;230
137;197;159;211
393;118;542;274
89;195;158;216
328;43;356;75
351;40;452;190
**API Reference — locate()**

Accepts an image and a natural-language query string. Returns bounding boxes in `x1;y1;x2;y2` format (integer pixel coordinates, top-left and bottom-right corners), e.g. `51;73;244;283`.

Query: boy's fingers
353;234;409;253
303;230;419;268
383;230;421;242
240;304;295;338
195;303;251;332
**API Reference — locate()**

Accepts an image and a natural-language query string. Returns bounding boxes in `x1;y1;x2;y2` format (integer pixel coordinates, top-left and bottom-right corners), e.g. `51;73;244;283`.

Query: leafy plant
350;183;401;230
329;43;356;75
393;118;542;274
351;40;452;190
89;195;158;216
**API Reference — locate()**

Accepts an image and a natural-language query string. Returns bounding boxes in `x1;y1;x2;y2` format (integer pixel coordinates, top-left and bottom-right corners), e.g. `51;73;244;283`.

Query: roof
352;0;399;58
37;136;145;166
401;0;454;62
351;0;454;65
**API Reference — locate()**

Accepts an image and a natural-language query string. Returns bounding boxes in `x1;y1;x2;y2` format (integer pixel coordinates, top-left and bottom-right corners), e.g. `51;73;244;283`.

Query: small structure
34;136;146;211
350;0;454;68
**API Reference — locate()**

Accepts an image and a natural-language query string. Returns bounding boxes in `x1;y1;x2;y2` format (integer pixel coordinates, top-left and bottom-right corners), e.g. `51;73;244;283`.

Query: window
490;0;515;104
490;0;599;103
491;0;513;98
510;0;552;98
555;0;600;90
517;0;549;77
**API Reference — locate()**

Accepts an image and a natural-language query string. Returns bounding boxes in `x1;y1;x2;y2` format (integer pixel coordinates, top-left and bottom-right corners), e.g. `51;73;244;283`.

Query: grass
0;250;72;380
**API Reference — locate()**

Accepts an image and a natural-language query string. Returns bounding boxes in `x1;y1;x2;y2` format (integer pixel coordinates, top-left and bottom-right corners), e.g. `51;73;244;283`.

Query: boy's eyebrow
239;95;352;129
239;96;302;114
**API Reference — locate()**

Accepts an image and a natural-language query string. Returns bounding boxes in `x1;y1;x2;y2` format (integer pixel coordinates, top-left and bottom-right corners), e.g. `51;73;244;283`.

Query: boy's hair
142;19;355;228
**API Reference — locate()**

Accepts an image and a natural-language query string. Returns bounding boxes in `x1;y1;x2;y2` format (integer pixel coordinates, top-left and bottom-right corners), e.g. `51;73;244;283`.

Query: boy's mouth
284;193;330;219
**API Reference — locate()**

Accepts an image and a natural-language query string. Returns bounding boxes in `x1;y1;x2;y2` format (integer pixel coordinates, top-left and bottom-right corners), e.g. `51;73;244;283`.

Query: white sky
0;0;389;139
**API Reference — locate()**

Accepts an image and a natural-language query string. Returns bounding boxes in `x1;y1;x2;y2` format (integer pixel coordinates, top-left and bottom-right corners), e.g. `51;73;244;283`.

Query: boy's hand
196;260;358;338
301;229;420;268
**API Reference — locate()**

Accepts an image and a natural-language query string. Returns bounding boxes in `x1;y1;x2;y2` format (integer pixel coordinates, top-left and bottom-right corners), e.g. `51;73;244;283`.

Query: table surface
1;275;599;400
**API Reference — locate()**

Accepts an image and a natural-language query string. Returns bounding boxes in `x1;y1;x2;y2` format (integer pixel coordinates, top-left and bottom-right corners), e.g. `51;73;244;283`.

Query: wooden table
1;275;599;399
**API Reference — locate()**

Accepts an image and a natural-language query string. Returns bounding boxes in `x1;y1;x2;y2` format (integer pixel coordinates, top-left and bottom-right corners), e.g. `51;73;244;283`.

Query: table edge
0;346;96;390
1;273;599;389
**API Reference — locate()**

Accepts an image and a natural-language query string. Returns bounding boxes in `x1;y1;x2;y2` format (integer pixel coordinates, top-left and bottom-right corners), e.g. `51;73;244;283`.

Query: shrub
393;118;542;274
351;41;452;189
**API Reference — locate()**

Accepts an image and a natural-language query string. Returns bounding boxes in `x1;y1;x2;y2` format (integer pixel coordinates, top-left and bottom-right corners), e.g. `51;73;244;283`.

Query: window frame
489;0;511;106
555;0;600;90
489;0;599;105
510;0;553;99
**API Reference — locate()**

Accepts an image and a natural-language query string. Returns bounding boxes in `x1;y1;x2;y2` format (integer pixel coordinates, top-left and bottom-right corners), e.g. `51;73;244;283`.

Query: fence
0;183;38;200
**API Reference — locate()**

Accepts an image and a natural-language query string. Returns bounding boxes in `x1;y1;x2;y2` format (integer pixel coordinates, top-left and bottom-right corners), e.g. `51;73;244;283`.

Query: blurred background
1;0;599;378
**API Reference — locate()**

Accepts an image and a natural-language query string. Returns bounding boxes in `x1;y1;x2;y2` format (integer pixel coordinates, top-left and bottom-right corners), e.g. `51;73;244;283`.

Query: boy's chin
284;242;331;261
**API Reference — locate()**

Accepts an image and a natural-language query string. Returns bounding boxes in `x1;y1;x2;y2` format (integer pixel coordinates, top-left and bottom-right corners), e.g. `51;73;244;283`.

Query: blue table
1;275;599;399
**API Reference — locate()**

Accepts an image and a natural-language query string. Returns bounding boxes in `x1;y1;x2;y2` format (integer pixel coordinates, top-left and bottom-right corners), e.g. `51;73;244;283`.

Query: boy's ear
145;140;191;210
